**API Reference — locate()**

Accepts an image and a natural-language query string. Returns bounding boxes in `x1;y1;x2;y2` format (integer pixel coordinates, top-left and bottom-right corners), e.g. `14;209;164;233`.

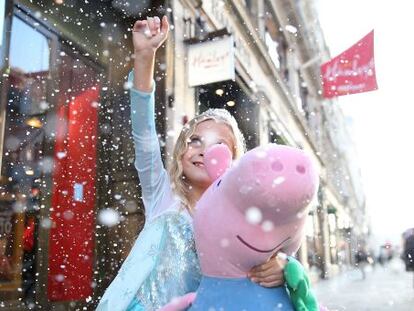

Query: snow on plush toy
160;143;320;311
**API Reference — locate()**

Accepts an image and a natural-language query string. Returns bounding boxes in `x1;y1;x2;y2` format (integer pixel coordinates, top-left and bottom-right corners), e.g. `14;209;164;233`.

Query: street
313;259;414;311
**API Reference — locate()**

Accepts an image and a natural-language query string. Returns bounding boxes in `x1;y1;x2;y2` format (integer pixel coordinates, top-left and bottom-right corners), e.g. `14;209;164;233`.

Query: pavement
313;259;414;311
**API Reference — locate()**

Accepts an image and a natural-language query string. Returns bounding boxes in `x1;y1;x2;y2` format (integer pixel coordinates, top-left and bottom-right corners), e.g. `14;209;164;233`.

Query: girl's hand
132;16;169;55
248;253;288;287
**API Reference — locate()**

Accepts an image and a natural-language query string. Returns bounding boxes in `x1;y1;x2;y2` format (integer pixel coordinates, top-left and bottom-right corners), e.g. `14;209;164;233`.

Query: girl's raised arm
129;16;170;220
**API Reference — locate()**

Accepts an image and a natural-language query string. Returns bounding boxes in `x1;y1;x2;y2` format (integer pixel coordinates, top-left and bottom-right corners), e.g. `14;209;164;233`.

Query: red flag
321;30;377;98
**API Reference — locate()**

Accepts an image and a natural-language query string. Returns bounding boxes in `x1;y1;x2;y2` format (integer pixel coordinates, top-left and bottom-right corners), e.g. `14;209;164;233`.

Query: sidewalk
313;259;414;311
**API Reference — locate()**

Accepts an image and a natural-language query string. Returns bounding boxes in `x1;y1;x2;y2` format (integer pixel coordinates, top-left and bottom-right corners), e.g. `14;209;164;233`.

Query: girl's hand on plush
132;15;169;55
248;253;288;287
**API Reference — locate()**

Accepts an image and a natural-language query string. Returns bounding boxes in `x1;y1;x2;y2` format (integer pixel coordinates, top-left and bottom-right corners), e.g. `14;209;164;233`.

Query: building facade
168;0;367;278
0;0;366;309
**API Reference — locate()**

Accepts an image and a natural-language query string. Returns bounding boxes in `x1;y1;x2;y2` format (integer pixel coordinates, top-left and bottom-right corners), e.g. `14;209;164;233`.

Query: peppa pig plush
160;143;320;311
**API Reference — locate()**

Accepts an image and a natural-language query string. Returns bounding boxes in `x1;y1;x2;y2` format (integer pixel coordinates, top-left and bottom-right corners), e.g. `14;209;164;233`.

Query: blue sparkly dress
96;73;201;311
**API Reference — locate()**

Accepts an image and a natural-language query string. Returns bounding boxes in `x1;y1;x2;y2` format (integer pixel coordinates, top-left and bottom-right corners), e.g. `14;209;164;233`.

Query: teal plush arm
284;257;319;311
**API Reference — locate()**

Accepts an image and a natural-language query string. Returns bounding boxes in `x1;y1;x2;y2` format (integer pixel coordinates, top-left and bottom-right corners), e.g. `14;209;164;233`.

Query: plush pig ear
204;144;232;181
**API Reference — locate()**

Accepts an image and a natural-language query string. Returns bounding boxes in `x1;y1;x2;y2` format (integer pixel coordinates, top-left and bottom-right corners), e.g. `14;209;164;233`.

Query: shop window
183;9;194;40
264;10;289;81
306;214;319;269
268;128;287;145
264;9;289;81
298;72;310;120
328;212;338;264
243;0;253;10
0;15;51;304
1;12;102;305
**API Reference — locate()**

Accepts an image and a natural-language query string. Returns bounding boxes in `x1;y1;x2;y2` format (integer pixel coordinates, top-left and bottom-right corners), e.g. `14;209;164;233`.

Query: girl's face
182;119;235;190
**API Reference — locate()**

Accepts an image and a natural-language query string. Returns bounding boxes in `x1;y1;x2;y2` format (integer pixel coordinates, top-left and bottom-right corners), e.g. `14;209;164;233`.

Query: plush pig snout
227;144;319;226
270;158;307;175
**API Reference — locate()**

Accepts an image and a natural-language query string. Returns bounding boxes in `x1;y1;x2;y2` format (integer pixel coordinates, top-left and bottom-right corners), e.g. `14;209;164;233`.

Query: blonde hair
168;108;246;212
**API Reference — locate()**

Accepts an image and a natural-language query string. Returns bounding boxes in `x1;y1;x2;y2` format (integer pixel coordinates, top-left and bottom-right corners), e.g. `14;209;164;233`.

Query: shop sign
321;30;377;98
188;36;235;87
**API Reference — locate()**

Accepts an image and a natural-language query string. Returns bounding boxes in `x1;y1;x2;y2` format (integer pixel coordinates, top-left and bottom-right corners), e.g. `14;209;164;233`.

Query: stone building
0;0;366;309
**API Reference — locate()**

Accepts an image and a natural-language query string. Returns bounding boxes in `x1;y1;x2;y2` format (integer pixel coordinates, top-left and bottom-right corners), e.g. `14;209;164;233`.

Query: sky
316;0;414;249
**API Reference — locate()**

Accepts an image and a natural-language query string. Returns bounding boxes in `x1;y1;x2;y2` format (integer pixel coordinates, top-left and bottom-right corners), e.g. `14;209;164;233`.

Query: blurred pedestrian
355;247;369;279
402;229;414;272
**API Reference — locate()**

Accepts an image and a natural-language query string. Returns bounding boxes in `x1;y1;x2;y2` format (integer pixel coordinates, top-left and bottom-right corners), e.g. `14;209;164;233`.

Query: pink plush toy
160;143;319;310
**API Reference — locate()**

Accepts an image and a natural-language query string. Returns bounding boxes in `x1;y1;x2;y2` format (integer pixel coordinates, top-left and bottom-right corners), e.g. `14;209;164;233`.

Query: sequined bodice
135;212;201;310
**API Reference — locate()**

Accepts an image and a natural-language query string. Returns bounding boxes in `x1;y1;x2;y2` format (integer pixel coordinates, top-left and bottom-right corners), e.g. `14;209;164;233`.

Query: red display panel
47;86;100;301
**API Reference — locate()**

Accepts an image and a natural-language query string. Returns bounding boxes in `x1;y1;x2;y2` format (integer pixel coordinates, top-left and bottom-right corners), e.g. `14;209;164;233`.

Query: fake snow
272;176;285;186
39;100;49;110
12;201;25;213
98;208;121;227
277;252;288;261
123;81;133;90
245;207;262;225
63;210;74;220
220;238;230;248
261;220;274;232
239;185;253;194
254;150;267;158
41;218;52;229
285;25;298;34
56;151;67;159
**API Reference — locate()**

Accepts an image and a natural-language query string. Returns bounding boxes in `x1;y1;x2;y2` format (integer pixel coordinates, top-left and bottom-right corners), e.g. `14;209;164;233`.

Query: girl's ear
204;144;232;181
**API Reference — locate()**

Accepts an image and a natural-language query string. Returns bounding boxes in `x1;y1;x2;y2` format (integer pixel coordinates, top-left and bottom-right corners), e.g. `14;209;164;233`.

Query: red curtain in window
48;86;100;301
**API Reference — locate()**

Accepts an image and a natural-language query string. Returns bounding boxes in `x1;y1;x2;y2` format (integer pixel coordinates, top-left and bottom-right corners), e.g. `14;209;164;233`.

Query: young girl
96;16;285;311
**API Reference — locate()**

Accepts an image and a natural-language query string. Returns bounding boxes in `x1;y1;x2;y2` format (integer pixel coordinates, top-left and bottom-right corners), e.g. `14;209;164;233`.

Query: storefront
0;3;100;309
0;1;167;309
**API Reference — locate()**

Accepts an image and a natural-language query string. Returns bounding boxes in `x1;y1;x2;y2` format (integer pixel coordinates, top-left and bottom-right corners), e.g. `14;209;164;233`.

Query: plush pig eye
216;180;222;187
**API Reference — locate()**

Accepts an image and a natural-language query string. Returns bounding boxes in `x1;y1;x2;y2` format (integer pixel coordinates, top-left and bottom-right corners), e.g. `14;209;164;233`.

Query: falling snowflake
272;176;285;186
245;207;262;225
98;208;121;227
261;220;274;232
285;25;298;34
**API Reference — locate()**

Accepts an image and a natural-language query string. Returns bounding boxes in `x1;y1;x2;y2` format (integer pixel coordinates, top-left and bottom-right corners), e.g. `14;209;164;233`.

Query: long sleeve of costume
128;71;169;221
